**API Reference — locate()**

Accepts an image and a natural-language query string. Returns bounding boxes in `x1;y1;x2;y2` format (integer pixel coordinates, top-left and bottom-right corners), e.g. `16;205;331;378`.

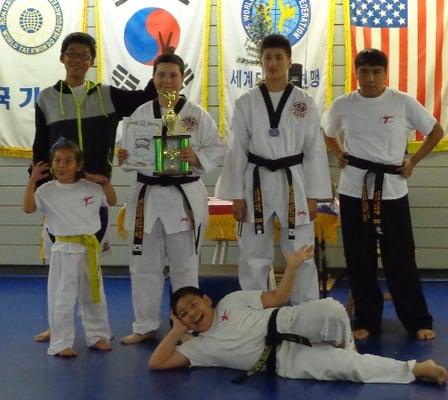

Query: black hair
61;32;96;60
354;48;388;70
153;53;185;76
171;286;204;315
50;137;84;181
260;33;292;58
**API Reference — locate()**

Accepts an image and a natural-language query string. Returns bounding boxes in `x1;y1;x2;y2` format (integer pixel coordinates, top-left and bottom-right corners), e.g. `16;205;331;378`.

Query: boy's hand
284;245;315;270
84;172;109;185
158;31;176;54
232;199;247;222
170;312;189;335
180;147;200;166
117;148;129;166
336;150;349;168
307;198;318;220
399;158;414;179
30;161;49;183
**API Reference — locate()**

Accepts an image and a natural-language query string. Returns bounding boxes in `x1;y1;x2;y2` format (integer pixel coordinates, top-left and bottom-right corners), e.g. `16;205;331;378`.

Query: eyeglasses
154;71;182;80
64;51;93;61
176;298;200;320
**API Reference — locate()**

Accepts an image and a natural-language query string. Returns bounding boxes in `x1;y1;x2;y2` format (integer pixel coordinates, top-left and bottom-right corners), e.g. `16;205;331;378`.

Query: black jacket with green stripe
33;79;157;179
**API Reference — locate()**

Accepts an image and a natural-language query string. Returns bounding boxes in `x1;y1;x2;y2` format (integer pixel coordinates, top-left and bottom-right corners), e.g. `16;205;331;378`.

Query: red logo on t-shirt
82;195;94;206
220;309;231;321
382;115;394;124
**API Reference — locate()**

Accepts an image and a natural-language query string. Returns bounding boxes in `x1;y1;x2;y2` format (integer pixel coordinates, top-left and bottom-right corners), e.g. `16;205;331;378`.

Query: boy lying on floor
149;246;446;385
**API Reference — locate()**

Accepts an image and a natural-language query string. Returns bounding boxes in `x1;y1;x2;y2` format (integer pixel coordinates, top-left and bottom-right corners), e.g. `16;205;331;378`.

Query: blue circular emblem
20;8;44;33
0;0;63;55
241;0;311;46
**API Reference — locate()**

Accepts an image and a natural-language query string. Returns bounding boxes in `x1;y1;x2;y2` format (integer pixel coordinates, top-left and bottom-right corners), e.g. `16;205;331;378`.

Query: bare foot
56;347;77;357
34;329;51;342
416;329;436;341
121;332;156;345
91;339;112;351
353;328;370;340
413;360;447;384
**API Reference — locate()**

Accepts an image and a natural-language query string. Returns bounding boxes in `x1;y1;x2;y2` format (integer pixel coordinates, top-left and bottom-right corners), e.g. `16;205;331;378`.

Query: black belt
232;308;311;384
132;173;201;255
248;152;304;239
347;155;401;255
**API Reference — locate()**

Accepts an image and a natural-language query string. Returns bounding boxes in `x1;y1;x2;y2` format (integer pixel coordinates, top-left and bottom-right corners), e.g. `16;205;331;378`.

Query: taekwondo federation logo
0;0;63;54
124;7;180;66
241;0;311;46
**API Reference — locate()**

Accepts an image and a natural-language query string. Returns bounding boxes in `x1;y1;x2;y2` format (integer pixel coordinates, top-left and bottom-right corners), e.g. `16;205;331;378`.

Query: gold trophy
161;90;180;134
153;90;191;176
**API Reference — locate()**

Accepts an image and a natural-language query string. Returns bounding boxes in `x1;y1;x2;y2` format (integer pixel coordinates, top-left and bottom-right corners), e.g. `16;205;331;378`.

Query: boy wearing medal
216;34;331;304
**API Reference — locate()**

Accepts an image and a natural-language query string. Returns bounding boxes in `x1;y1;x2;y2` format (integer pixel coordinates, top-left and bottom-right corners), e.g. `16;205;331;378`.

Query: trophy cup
153;90;191;176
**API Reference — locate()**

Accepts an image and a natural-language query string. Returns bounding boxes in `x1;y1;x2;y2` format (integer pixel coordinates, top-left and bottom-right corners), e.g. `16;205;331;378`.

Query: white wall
1;0;447;268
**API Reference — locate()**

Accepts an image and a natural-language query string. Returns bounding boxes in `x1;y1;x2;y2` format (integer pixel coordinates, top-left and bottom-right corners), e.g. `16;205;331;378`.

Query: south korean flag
97;0;208;106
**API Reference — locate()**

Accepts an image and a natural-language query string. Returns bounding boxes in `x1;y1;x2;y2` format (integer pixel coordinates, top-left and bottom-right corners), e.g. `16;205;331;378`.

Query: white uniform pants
239;219;319;304
276;298;415;383
47;251;110;355
128;219;199;334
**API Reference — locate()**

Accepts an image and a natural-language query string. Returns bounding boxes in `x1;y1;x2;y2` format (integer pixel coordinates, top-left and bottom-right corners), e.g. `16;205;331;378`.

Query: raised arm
23;161;49;213
148;313;191;370
84;173;117;206
110;79;157;118
260;245;314;309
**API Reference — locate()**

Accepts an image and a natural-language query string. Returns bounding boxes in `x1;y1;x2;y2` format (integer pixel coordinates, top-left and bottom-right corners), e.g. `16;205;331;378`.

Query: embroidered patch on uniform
81;195;95;207
291;102;308;118
297;210;307;216
181;116;199;132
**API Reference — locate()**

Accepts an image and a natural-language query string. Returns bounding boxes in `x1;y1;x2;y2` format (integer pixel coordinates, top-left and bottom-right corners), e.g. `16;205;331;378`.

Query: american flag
348;0;447;140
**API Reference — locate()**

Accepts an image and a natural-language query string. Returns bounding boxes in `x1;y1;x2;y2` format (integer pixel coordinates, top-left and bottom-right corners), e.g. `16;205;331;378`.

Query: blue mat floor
0;276;447;400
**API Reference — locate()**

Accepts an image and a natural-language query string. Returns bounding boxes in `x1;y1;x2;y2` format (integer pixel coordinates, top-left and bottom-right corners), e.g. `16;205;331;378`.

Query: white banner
218;0;333;135
97;0;209;108
0;0;88;157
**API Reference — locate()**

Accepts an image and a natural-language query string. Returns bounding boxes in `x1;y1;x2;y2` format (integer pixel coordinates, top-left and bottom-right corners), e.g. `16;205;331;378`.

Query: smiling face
174;294;214;333
60;42;94;85
356;64;387;98
51;148;82;184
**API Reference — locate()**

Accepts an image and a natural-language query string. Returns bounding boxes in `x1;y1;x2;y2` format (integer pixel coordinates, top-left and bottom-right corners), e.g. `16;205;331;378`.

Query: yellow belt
56;234;101;303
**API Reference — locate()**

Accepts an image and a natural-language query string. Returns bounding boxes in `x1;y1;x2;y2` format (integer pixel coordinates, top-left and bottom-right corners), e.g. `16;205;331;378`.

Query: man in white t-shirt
147;245;446;385
323;48;444;341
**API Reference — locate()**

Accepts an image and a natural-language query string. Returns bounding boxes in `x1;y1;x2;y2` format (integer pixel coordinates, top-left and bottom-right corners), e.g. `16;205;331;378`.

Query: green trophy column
154;137;164;174
180;137;190;172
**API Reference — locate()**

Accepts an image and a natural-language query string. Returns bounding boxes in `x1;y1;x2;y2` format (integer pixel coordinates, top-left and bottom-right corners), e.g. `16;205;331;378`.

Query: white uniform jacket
216;86;331;226
124;99;227;240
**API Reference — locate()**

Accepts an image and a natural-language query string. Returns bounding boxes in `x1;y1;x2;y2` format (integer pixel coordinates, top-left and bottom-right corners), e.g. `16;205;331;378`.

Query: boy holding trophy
118;54;227;344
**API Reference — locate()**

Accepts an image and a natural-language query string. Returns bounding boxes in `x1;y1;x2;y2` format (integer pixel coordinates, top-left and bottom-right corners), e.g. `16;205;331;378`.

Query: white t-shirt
323;88;437;199
177;290;272;370
35;179;107;253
